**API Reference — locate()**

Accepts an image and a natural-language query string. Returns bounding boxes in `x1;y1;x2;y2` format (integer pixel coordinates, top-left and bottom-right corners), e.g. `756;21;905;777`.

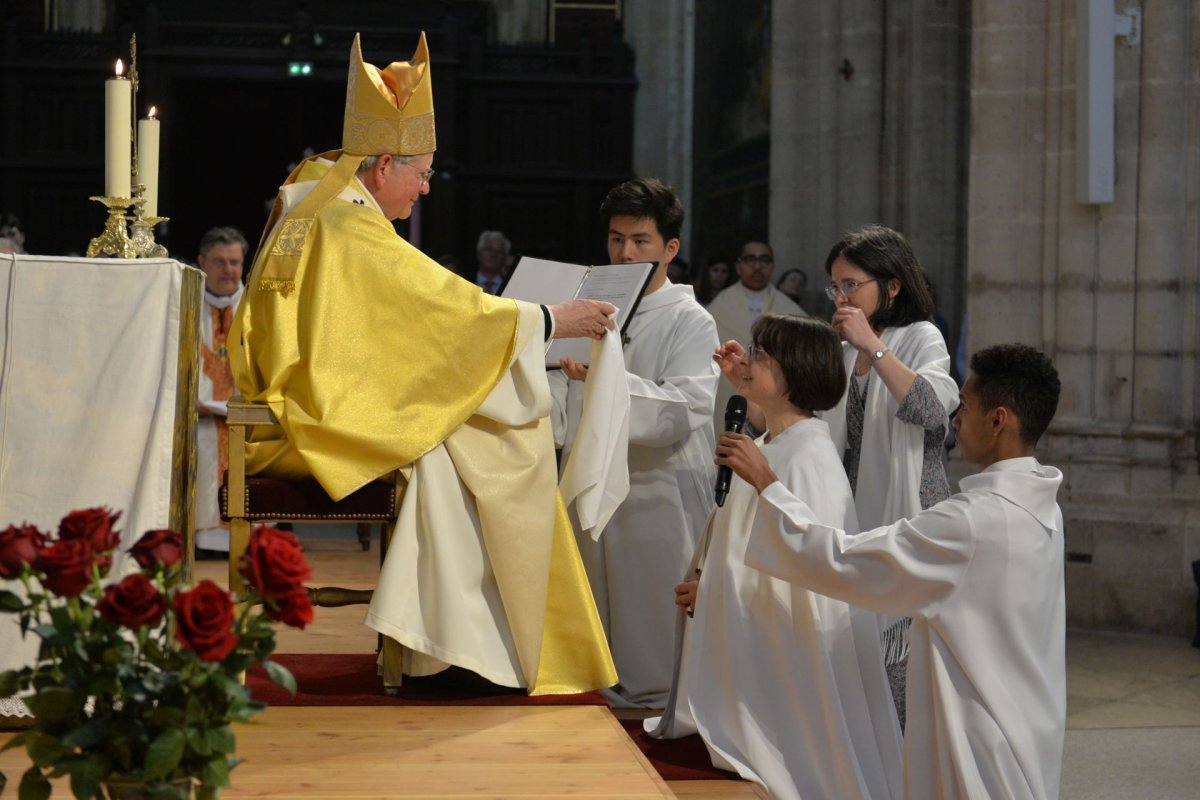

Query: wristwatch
870;347;889;363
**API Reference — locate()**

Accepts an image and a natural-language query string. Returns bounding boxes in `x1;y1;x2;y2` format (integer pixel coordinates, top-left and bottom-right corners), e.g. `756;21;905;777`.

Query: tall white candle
105;60;132;198
137;107;161;217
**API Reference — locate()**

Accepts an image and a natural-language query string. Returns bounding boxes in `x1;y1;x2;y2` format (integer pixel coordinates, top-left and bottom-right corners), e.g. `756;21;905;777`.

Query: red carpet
249;654;738;781
246;653;605;706
618;719;740;782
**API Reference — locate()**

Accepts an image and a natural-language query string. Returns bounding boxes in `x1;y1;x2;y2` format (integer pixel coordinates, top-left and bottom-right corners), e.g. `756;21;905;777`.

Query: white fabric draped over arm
558;331;631;538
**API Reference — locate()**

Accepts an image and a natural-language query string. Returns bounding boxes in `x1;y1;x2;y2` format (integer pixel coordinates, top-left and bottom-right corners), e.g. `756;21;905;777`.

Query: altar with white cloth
0;253;201;719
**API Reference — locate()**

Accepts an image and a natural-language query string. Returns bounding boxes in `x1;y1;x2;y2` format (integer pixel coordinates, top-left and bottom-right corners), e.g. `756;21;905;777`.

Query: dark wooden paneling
0;0;635;268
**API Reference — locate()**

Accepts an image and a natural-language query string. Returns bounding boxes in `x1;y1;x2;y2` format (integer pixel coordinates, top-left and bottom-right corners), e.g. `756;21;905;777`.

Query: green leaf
0;669;22;698
25;687;80;723
263;660;297;695
18;766;51;800
1;732;26;754
186;726;212;756
200;754;231;788
66;756;102;800
61;717;111;750
22;732;64;768
207;726;236;755
0;589;25;612
32;624;58;640
143;728;186;780
149;705;186;729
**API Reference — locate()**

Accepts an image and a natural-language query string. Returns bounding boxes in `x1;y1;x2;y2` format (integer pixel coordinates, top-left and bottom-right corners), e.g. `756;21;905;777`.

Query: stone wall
770;0;971;334
968;0;1200;636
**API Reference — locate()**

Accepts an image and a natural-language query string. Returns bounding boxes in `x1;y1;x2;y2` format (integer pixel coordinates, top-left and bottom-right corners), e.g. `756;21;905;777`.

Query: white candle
137;107;161;217
105;60;132;198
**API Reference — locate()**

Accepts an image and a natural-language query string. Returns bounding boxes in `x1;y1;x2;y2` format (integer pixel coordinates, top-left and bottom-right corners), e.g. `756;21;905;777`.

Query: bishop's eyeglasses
402;162;436;186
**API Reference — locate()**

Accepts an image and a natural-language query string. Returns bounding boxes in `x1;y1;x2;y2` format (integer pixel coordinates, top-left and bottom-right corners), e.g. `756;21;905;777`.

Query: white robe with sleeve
745;457;1066;800
194;284;243;552
667;419;903;800
551;281;720;707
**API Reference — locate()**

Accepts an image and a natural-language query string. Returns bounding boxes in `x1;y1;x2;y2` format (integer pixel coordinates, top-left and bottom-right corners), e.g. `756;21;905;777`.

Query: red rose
267;587;314;629
34;539;95;597
174;579;238;662
58;507;121;575
239;526;312;599
0;524;46;579
130;529;183;569
97;573;166;629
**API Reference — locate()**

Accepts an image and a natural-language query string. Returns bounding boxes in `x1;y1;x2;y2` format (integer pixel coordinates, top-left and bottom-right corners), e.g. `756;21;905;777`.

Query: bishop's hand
549;299;617;340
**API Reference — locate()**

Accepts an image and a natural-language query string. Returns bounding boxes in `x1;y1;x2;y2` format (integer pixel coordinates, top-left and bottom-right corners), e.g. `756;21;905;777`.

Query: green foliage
2;528;305;799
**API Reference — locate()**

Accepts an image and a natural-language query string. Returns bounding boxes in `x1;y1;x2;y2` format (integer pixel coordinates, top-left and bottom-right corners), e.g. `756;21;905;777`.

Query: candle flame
149;106;157;119
115;59;124;77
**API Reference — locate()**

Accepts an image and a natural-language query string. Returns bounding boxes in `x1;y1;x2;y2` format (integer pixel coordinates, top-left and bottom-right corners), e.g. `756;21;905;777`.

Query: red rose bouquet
0;508;313;800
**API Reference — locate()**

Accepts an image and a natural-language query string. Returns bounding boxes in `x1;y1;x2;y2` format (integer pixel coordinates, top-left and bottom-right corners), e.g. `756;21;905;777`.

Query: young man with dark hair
725;343;1066;800
551;177;720;708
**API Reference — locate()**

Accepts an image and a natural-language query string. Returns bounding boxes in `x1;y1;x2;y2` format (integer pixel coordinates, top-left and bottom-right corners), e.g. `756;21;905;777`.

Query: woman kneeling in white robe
648;314;903;800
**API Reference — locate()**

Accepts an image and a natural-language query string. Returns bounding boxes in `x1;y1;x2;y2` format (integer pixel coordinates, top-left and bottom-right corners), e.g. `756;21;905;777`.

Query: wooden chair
219;393;405;686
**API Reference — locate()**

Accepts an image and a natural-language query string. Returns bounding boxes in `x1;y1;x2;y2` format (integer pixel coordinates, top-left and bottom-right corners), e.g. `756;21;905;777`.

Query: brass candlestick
85;195;137;258
130;182;169;258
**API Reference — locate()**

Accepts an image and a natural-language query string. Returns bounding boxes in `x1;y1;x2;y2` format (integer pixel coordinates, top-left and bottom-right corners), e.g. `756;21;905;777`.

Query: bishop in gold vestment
229;33;616;694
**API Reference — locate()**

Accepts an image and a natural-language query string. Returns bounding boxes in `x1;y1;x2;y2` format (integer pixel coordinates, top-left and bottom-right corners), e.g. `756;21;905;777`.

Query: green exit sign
288;62;314;77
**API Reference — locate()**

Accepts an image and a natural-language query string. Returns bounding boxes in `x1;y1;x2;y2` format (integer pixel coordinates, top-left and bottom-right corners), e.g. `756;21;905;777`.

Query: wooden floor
0;530;763;799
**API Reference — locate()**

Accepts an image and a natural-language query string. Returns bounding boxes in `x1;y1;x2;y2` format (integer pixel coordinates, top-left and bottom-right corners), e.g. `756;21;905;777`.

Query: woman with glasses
821;224;959;728
653;314;903;800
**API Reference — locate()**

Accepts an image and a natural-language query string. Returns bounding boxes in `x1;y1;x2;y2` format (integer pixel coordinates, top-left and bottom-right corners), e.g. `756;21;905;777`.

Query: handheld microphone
714;395;748;507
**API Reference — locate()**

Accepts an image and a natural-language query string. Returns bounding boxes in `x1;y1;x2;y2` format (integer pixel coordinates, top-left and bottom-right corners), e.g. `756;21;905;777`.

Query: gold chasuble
230;154;614;694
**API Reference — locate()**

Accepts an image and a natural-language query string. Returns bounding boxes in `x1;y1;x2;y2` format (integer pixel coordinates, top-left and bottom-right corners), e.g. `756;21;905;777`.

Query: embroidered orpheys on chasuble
228;32;615;695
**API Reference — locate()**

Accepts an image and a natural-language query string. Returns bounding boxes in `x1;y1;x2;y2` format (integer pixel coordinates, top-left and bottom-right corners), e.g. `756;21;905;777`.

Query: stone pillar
968;0;1200;635
770;0;969;328
622;0;696;251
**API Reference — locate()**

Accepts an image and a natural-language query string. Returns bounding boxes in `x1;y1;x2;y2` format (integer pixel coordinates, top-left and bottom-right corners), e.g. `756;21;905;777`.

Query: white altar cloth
0;254;194;718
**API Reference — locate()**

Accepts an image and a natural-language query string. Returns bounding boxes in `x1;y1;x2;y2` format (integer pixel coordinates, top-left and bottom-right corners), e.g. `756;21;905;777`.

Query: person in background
737;343;1065;800
775;268;808;311
820;224;959;728
194;227;249;556
667;254;690;285
693;255;735;306
1;213;27;254
551;177;720;708
474;230;510;294
663;314;903;800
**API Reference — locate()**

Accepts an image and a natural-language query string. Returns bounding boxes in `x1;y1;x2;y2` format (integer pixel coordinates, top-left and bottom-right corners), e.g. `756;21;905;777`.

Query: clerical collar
741;284;769;300
204;283;244;309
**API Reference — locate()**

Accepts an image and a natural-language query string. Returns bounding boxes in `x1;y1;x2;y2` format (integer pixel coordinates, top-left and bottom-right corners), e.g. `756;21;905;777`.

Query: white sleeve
745;481;976;618
626;313;720;448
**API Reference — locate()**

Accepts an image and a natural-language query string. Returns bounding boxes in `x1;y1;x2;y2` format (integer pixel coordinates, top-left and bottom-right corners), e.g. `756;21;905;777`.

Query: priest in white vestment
194;227;247;553
551;178;720;707
740;344;1066;800
651;314;903;800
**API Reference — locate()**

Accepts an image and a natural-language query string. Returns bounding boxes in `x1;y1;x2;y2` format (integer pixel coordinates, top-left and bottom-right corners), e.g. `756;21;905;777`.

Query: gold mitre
342;32;436;156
